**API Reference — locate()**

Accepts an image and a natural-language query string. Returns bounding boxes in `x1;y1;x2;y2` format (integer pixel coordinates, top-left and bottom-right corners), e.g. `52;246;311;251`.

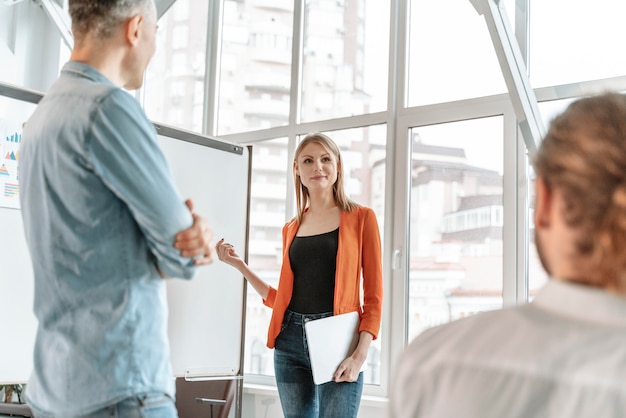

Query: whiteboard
0;86;39;384
0;82;250;383
156;124;250;378
0;207;38;384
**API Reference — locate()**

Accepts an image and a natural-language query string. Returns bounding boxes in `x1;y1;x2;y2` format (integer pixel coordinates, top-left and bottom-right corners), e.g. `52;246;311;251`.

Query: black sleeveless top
287;228;339;314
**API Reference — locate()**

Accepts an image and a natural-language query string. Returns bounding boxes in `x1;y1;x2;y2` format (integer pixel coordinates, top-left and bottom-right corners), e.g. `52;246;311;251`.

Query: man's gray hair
69;0;154;40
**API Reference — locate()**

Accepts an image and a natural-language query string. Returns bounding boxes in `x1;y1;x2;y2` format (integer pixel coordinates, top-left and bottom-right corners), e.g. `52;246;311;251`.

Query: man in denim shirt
19;1;214;416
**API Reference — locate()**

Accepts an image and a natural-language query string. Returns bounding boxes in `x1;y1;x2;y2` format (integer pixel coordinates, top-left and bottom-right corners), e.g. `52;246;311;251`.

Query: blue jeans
274;310;363;418
33;393;178;418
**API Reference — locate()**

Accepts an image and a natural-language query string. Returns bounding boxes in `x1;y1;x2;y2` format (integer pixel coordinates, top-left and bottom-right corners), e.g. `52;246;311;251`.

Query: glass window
530;0;626;88
244;138;289;376
217;1;294;135
539;97;577;128
172;0;190;21
143;0;208;133
300;1;390;122
407;117;503;342
171;25;189;50
408;0;506;106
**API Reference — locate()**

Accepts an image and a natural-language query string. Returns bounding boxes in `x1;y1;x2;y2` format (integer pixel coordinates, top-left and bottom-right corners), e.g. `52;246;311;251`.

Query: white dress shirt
389;279;626;418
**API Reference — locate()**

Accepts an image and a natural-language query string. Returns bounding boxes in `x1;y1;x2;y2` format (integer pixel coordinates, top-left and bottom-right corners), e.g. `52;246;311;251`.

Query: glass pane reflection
407;117;504;342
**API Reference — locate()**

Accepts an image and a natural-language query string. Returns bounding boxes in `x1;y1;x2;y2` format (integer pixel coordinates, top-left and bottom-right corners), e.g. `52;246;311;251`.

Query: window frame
143;0;626;401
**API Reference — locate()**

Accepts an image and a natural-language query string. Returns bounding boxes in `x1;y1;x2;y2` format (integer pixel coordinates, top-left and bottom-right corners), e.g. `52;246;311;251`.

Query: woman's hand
215;238;244;268
333;354;365;383
333;330;373;382
215;239;270;299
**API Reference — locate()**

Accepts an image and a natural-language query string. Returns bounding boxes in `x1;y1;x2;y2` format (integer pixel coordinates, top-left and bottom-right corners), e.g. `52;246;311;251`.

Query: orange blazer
263;206;383;349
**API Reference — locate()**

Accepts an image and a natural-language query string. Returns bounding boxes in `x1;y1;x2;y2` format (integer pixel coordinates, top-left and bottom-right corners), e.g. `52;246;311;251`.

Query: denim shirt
19;62;198;417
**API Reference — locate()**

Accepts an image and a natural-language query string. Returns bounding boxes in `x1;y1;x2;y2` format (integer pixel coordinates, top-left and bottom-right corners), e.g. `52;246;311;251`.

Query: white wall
0;1;63;91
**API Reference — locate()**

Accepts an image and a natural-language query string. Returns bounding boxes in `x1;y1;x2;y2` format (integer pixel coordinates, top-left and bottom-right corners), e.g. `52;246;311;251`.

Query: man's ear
534;176;552;229
125;14;143;46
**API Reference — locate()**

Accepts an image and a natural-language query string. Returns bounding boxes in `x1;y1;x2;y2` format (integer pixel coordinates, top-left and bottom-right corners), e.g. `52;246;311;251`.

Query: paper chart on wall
0;119;23;210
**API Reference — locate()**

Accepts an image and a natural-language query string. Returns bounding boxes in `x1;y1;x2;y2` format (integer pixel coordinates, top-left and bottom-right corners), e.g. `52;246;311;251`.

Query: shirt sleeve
86;89;197;279
263;221;291;308
359;207;384;339
390;349;426;418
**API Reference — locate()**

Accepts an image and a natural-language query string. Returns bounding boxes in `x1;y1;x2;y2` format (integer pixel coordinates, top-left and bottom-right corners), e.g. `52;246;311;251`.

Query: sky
363;0;626;173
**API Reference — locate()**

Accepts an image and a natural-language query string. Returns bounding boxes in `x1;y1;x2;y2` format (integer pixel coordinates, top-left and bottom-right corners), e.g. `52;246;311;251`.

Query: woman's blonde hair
533;92;626;292
293;132;359;223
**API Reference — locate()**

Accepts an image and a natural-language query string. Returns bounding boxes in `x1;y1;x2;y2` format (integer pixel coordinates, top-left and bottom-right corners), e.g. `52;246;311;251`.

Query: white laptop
304;311;367;385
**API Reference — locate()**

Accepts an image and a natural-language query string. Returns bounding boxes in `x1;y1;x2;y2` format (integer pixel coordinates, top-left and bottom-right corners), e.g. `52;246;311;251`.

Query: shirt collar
61;61;116;87
532;279;626;328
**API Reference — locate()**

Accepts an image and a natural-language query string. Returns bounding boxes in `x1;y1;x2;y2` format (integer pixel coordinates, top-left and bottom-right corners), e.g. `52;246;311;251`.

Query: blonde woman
216;132;383;418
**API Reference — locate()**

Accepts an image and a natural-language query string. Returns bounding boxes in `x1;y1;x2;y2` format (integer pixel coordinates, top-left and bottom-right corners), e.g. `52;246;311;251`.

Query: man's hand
174;199;214;265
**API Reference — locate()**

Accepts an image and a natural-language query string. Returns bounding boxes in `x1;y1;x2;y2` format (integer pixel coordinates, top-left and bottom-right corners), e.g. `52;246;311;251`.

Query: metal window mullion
284;0;305;223
516;129;530;304
386;0;411;397
155;0;177;19
502;103;522;307
469;0;544;159
514;0;529;69
35;0;73;50
203;0;222;137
